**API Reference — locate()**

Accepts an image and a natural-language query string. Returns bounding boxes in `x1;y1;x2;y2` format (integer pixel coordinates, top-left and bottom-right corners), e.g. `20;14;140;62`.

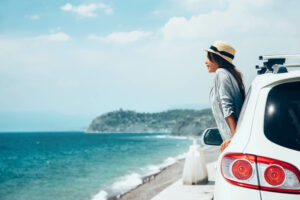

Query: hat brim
204;49;234;64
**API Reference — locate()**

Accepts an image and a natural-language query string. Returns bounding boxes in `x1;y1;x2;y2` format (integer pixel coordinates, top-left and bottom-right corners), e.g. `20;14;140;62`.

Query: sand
115;146;220;200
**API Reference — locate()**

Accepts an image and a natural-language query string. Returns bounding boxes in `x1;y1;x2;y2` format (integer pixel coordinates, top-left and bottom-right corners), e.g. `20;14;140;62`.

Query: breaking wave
91;152;186;200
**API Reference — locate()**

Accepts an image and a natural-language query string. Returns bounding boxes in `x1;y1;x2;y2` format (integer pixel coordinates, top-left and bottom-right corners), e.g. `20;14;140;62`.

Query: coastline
115;146;220;200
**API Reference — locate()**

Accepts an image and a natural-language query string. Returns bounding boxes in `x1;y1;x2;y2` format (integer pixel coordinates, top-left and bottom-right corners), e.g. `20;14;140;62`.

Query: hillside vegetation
86;108;216;136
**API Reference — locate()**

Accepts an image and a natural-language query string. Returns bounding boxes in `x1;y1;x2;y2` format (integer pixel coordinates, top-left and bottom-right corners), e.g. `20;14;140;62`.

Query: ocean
0;132;192;200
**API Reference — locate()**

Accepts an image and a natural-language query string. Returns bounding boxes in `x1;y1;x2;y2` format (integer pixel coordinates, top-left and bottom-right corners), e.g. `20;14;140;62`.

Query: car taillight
221;153;259;189
257;156;300;193
232;159;253;180
221;153;300;193
264;165;285;186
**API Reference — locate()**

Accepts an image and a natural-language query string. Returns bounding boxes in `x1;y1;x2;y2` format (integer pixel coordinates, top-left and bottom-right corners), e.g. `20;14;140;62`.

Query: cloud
36;32;71;41
25;14;39;20
60;3;113;17
159;0;298;41
160;10;239;40
88;31;152;44
154;0;300;87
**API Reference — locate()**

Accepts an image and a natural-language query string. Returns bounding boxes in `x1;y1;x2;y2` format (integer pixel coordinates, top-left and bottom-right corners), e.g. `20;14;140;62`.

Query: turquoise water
0;132;192;200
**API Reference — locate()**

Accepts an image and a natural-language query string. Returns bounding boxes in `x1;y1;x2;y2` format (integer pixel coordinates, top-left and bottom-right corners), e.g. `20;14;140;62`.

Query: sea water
0;132;192;200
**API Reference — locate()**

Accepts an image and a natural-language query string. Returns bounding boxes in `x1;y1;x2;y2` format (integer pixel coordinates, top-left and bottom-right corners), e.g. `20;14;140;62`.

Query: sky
0;0;300;131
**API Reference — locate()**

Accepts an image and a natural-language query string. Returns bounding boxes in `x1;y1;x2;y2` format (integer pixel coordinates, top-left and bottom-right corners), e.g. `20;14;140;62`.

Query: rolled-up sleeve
216;70;235;118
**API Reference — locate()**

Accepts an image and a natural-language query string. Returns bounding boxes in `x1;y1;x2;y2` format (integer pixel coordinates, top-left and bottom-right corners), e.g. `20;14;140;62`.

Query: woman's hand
220;138;232;152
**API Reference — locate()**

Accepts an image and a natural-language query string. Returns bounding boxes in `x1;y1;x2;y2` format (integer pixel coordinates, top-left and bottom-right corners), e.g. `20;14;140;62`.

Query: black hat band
210;45;234;59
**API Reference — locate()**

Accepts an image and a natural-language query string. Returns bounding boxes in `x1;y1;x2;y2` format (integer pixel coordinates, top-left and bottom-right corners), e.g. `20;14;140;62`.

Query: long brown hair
208;52;246;101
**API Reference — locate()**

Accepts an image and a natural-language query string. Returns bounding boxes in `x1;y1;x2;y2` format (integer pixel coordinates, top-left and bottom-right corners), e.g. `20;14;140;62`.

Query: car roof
251;69;300;90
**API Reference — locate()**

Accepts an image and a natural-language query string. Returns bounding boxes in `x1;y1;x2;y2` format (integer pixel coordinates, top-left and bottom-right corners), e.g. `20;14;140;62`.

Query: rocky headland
86;108;216;136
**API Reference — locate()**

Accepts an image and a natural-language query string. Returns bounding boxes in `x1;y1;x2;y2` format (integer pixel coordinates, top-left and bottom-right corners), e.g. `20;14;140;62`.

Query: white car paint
213;70;300;200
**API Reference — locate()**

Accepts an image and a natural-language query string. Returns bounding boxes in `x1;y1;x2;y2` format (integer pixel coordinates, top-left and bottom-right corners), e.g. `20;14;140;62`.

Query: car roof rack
255;54;300;75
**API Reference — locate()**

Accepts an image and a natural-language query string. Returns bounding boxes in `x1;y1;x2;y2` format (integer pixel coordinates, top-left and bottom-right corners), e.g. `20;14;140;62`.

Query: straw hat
205;41;235;64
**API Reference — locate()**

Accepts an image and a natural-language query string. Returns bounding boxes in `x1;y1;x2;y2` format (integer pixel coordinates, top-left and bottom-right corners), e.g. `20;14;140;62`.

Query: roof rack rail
256;54;300;75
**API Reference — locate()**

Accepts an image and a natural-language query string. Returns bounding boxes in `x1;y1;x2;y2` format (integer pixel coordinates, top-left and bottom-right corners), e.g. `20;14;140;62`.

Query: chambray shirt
209;68;243;140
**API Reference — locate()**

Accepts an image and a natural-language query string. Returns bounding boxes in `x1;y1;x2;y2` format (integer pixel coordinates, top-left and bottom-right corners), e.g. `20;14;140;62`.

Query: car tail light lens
264;165;285;186
232;159;253;180
221;153;300;193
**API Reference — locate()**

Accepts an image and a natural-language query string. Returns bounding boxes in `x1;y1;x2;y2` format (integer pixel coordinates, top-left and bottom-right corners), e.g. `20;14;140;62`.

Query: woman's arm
225;115;236;135
220;115;236;152
216;69;237;152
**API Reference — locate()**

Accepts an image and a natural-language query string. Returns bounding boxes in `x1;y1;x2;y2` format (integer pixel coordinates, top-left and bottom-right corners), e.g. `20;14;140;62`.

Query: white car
203;55;300;200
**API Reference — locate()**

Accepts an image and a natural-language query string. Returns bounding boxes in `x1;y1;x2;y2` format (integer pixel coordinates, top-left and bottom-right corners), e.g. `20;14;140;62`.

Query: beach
118;146;220;200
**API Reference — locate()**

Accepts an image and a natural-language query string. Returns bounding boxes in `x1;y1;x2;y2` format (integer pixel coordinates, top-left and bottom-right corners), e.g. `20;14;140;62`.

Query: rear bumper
260;191;300;200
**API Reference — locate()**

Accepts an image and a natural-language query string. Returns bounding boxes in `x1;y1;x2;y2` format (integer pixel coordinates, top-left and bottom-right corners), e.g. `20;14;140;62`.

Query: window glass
264;82;300;151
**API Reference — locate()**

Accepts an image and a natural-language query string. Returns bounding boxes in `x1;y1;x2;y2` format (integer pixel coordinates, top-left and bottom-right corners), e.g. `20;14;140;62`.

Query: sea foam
91;190;108;200
91;152;187;200
151;135;192;140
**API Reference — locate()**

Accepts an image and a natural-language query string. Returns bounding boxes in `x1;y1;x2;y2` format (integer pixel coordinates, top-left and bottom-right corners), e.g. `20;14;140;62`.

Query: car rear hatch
244;81;300;199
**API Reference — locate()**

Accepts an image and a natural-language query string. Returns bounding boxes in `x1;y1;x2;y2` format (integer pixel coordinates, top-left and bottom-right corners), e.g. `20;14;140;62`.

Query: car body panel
260;191;299;200
213;70;300;200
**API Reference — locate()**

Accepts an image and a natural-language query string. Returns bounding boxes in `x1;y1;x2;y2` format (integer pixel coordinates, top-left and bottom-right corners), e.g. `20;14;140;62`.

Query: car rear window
264;81;300;151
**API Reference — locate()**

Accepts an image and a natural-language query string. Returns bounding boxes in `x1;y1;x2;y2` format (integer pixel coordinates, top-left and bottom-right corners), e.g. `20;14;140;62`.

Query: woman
205;41;245;152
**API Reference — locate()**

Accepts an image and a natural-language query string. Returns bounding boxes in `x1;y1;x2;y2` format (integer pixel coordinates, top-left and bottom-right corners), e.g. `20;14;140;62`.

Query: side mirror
202;128;223;146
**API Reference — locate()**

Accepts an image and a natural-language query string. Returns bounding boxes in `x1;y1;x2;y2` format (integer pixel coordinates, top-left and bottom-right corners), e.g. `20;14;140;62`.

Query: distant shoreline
84;131;170;134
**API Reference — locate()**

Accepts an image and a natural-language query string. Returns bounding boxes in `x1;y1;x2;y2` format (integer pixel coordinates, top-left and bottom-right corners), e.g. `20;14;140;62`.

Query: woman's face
205;57;219;73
